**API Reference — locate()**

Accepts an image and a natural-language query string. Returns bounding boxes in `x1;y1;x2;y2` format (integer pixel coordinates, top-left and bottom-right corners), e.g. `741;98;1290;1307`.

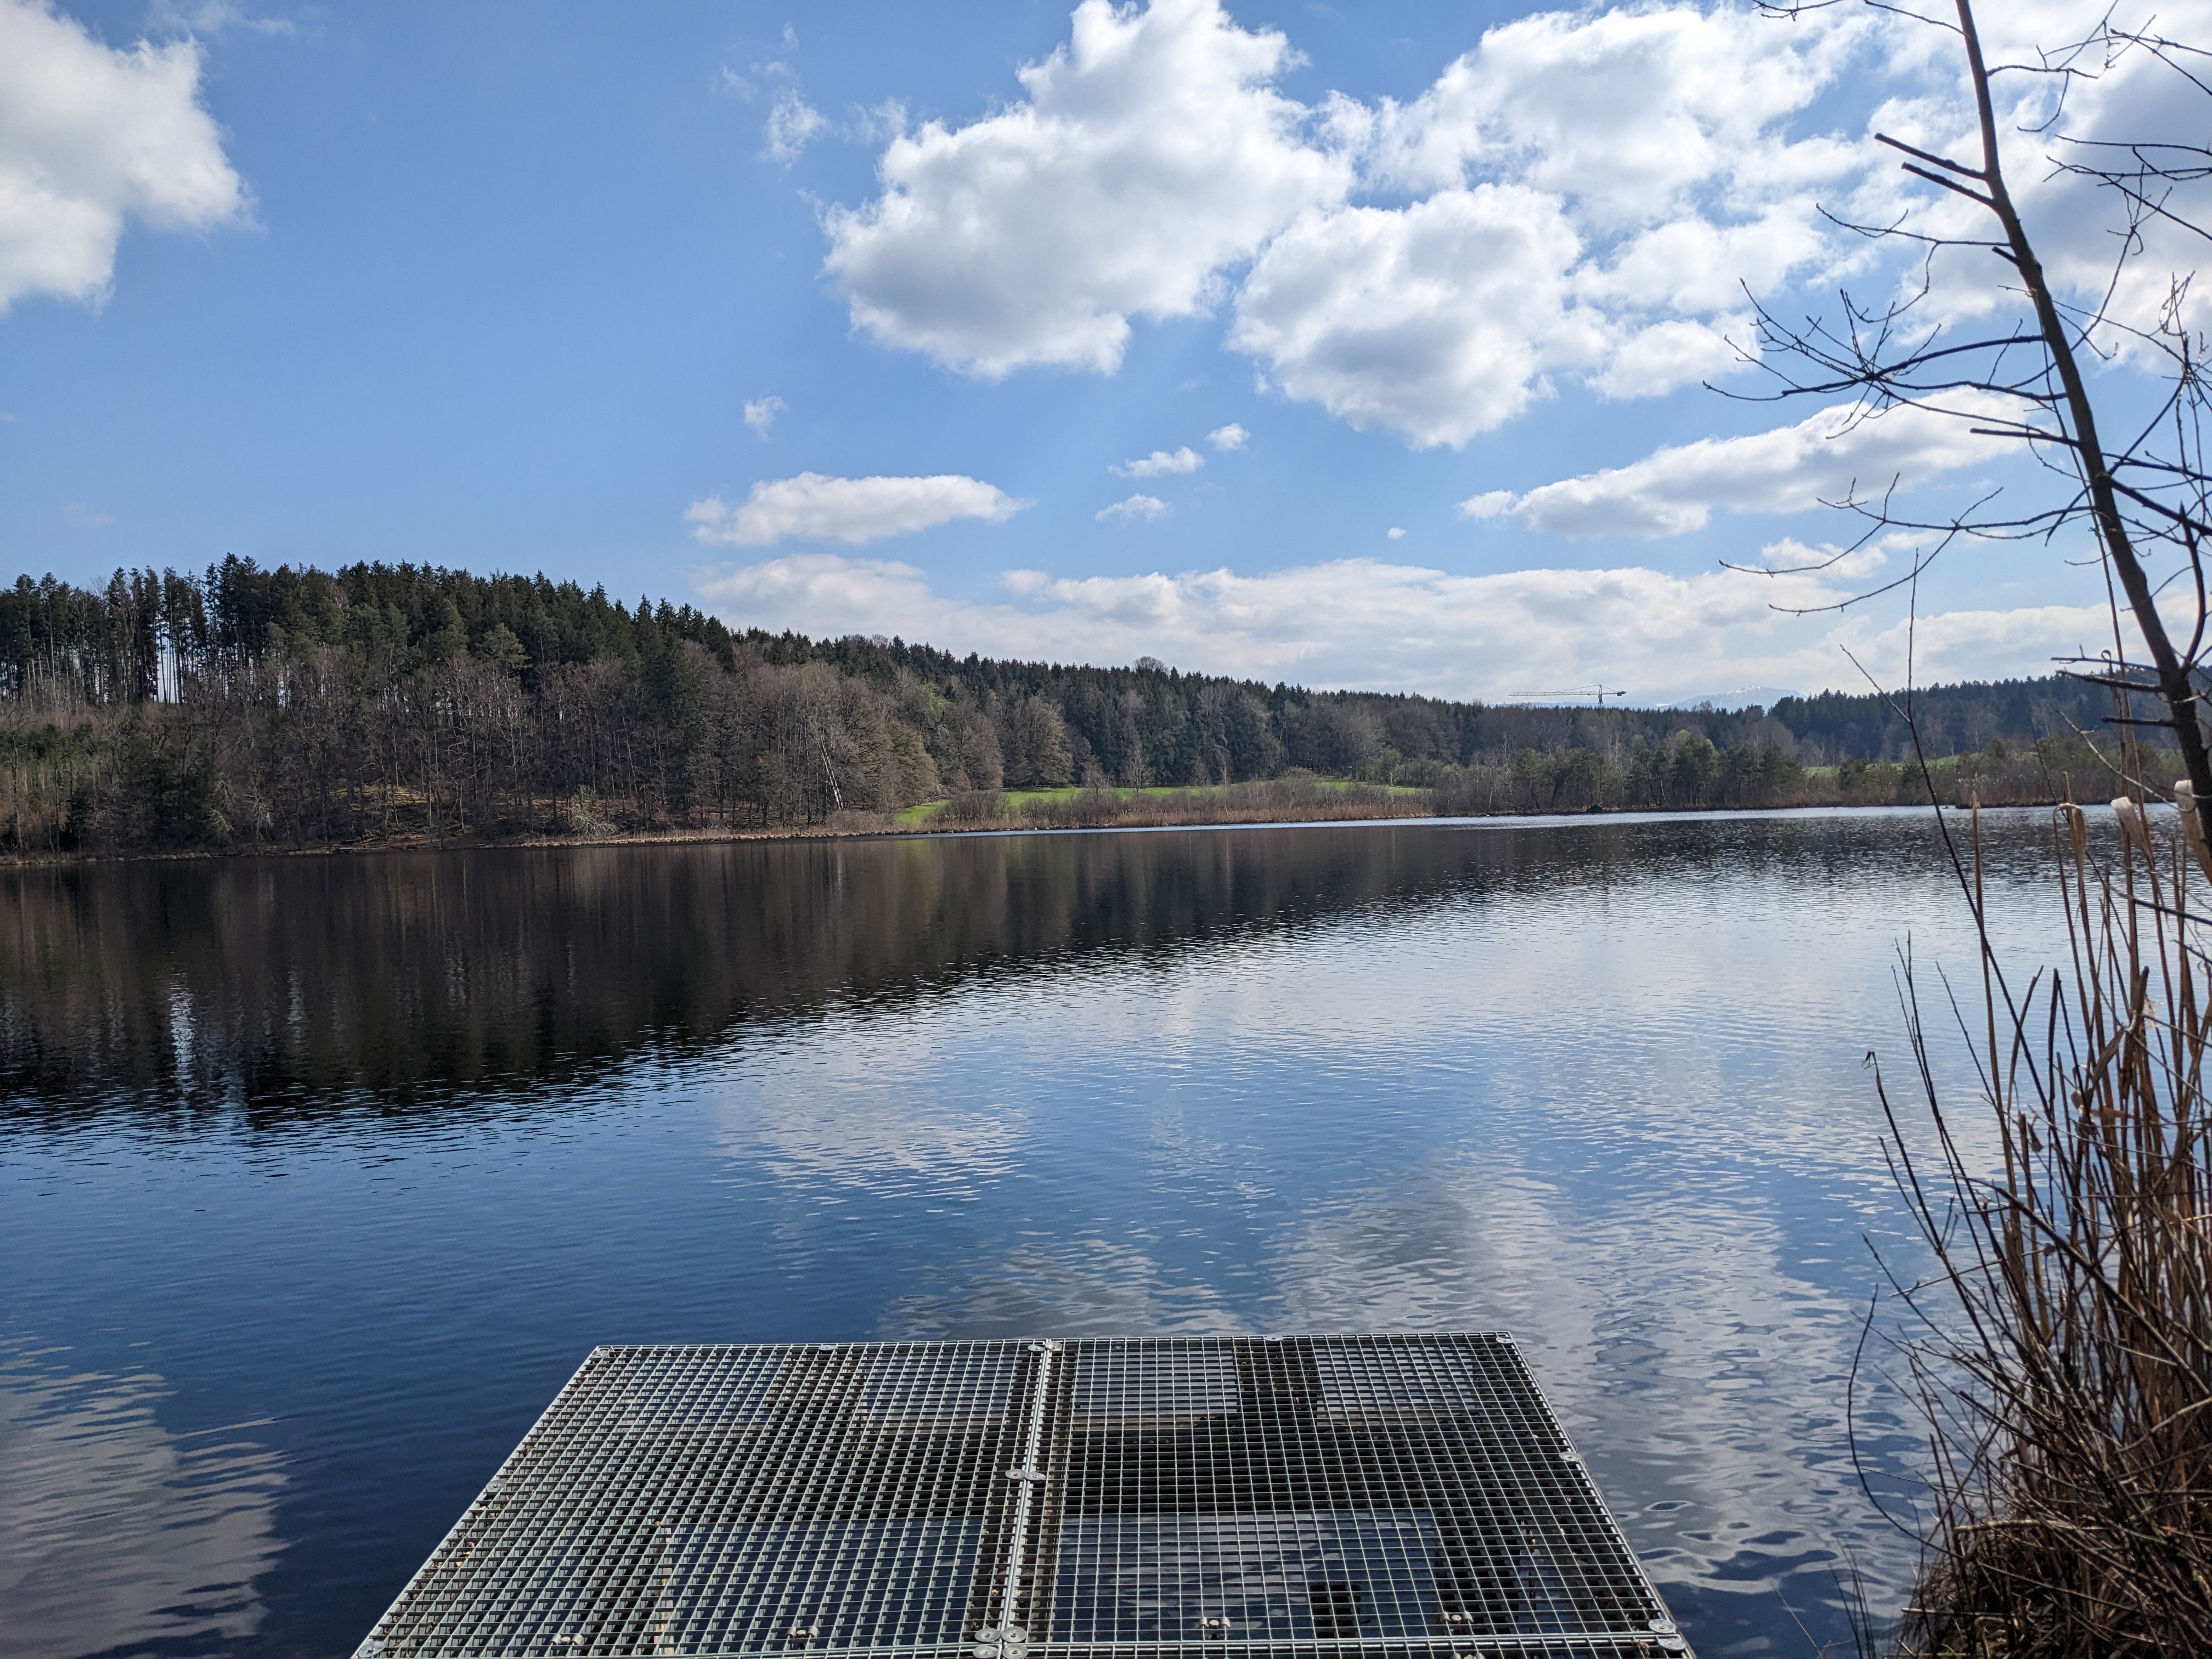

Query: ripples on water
0;1341;285;1653
0;808;2101;1656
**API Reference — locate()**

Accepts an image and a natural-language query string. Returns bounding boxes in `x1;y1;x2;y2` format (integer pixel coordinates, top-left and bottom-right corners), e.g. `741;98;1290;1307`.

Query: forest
0;560;2163;854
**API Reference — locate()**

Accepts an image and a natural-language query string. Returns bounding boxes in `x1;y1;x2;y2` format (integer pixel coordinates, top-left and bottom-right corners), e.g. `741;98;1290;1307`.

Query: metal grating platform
357;1335;1691;1659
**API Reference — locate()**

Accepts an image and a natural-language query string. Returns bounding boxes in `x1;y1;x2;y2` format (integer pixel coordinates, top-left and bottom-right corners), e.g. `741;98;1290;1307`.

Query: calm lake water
0;808;2087;1658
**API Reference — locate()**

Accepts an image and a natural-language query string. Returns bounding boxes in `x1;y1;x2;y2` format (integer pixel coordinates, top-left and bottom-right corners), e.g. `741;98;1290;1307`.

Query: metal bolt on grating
354;1334;1694;1659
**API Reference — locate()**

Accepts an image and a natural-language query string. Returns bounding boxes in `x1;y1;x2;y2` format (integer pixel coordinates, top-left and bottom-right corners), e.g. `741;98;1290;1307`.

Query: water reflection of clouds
0;1343;285;1659
1269;1160;1921;1621
698;816;2058;1645
880;1238;1252;1341
715;1026;1031;1201
1063;854;2004;1178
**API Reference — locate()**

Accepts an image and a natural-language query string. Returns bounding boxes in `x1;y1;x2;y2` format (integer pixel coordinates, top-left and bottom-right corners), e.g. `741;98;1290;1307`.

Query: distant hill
0;560;2155;852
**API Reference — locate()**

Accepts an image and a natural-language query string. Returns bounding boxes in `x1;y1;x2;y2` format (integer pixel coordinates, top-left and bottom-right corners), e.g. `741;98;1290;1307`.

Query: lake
0;808;2081;1657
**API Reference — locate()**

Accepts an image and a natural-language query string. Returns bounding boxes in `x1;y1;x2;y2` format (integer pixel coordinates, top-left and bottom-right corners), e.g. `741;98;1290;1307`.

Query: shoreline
0;793;2070;869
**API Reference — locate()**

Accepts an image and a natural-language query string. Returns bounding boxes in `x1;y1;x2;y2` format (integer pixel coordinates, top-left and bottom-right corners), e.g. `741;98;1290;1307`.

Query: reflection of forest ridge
0;819;1825;1117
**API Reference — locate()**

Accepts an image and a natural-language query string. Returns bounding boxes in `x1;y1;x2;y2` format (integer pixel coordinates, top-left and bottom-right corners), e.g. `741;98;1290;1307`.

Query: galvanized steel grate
358;1336;1691;1659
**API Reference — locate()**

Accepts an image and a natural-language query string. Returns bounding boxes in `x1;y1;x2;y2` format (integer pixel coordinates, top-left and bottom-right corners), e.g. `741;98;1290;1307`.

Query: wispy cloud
149;0;298;37
686;473;1028;548
1097;493;1170;522
1207;423;1248;452
763;91;827;165
742;394;785;437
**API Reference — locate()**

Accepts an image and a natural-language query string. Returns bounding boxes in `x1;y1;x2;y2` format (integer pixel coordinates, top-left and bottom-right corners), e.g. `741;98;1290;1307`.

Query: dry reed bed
1876;803;2212;1656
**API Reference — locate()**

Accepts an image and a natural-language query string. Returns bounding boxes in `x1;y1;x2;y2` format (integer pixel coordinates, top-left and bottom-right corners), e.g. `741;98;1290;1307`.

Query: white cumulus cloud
685;472;1029;548
1207;422;1248;450
1233;184;1608;445
1858;2;2212;352
1231;3;1876;445
805;0;2212;456
814;0;1895;445
1464;396;2015;539
695;549;2127;703
0;0;249;314
1358;4;1866;216
1113;446;1203;478
819;0;1352;376
1098;493;1169;522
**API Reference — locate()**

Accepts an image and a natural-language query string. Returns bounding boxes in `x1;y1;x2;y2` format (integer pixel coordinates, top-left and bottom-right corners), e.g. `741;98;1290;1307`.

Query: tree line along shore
0;560;2164;856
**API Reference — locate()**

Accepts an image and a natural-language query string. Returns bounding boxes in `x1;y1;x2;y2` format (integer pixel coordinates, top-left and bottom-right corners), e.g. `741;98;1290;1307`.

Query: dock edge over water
356;1334;1691;1659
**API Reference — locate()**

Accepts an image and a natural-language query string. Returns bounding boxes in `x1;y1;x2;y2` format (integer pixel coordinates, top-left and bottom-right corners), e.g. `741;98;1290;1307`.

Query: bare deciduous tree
1751;1;2212;836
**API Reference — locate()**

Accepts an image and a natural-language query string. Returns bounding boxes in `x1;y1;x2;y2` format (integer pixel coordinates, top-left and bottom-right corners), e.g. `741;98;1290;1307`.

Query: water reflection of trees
0;816;1965;1120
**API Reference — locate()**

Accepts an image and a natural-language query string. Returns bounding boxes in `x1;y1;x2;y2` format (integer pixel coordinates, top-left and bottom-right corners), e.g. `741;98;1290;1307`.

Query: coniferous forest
0;560;2164;854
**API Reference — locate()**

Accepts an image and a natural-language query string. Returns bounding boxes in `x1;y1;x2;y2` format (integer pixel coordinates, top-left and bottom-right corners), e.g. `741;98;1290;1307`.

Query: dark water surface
0;809;2082;1657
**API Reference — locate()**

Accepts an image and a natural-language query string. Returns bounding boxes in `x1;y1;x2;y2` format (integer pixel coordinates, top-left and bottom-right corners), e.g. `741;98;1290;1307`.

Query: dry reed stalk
1877;802;2212;1656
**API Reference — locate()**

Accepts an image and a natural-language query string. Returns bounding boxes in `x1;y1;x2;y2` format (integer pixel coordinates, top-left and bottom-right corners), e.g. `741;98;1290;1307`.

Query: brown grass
930;778;1432;831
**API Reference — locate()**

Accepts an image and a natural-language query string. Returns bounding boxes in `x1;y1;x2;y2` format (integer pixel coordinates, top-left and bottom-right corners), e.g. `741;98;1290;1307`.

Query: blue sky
2;0;2204;701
